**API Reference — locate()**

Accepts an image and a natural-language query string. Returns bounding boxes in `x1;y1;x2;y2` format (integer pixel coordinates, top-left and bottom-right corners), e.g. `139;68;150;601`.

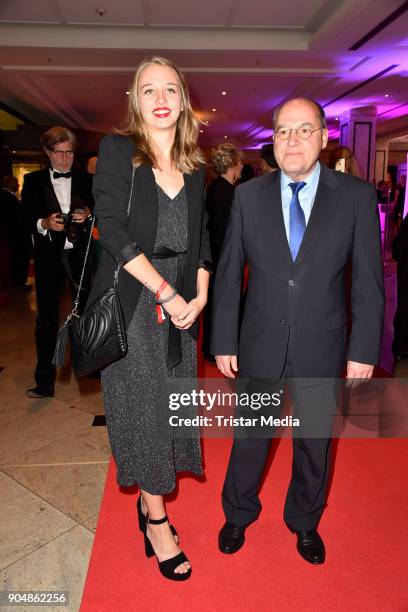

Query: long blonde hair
119;56;204;173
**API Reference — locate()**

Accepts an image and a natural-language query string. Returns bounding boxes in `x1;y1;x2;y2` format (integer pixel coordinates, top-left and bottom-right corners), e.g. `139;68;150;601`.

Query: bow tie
53;171;72;179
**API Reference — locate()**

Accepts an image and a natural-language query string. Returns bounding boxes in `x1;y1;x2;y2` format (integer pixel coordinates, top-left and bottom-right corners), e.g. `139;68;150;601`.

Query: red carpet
81;337;408;611
81;416;408;610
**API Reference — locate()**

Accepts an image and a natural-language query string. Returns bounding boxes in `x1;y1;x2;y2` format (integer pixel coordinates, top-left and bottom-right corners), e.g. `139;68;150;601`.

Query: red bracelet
155;280;168;301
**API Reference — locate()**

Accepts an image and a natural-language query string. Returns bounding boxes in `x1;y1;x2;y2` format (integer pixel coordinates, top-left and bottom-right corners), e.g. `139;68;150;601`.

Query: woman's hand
162;294;188;320
170;296;207;330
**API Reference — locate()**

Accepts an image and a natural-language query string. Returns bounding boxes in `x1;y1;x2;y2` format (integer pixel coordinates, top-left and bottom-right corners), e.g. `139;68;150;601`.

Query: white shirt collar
281;161;321;191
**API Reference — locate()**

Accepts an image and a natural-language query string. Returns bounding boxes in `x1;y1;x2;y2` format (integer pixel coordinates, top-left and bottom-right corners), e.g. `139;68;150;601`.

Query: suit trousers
34;248;90;388
222;335;339;532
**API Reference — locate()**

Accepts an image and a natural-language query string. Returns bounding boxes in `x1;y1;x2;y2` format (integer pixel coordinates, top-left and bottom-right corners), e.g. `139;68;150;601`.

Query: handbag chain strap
72;165;136;315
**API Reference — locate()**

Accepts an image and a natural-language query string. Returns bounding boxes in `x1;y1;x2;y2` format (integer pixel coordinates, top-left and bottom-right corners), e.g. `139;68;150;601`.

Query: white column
374;138;389;184
339;106;378;182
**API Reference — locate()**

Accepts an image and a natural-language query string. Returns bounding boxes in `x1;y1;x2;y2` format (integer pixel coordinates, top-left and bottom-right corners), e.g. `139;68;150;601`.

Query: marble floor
0;259;406;612
0;283;109;612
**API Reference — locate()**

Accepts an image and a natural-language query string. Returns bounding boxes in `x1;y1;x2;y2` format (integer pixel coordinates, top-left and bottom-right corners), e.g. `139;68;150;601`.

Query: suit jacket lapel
42;169;62;214
184;171;199;257
294;164;339;265
131;165;158;255
262;170;293;264
38;168;67;250
70;171;82;209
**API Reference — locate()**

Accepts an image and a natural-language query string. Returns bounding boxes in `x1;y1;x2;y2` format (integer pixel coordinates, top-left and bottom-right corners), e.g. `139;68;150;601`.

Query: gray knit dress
101;184;202;493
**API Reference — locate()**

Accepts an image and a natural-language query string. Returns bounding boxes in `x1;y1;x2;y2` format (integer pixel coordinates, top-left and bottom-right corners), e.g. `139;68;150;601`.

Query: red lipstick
153;107;171;118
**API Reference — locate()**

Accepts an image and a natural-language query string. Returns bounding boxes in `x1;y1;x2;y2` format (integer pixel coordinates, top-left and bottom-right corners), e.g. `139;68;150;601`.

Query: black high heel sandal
136;496;147;533
144;515;192;581
137;496;179;541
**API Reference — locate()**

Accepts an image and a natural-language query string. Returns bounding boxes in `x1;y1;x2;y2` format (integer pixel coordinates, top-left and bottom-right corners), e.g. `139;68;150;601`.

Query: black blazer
0;190;21;245
211;163;385;379
21;167;94;257
87;134;211;339
205;176;235;267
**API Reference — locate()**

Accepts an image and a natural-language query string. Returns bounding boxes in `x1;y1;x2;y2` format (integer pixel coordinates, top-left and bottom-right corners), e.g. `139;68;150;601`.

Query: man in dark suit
260;143;278;174
211;98;384;564
0;175;31;291
22;126;95;398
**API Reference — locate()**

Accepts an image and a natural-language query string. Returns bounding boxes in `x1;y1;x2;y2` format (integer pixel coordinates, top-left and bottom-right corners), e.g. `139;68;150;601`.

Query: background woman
202;143;244;360
329;145;361;177
88;56;211;581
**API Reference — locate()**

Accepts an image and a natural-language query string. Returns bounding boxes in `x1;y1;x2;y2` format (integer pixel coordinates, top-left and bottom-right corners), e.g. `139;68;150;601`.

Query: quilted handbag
53;167;135;377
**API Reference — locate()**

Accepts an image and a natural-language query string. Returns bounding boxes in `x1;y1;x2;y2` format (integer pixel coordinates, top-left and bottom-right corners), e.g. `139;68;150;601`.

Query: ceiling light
200;129;204;133
222;91;227;95
335;117;339;120
126;91;130;95
212;108;216;112
224;135;228;139
384;93;389;97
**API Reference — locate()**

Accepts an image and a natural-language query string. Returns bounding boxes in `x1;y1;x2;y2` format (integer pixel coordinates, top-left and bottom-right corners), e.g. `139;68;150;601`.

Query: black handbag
53;167;135;377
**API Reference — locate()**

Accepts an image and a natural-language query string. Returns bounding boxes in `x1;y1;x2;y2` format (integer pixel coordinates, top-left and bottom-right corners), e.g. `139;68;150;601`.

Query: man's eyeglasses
274;126;323;141
53;149;74;157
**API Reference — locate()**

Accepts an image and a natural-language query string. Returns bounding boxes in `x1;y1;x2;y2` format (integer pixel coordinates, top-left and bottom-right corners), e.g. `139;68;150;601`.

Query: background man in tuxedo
211;98;384;564
22;126;95;398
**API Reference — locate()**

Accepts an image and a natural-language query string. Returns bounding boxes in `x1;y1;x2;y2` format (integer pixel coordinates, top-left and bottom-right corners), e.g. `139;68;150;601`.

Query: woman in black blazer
89;57;211;581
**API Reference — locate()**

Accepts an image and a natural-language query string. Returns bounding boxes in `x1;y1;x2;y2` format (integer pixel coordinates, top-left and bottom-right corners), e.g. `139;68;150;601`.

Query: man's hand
42;213;65;232
71;206;91;223
215;355;238;379
171;296;206;330
346;360;374;388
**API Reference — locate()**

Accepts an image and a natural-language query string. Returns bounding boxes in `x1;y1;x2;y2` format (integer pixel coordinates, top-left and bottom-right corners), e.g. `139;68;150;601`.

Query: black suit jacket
21;167;94;258
0;189;22;245
87;134;211;339
211;163;384;379
205;176;235;267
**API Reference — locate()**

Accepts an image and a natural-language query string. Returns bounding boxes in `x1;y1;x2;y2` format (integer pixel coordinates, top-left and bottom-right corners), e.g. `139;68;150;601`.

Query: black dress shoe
26;386;54;398
296;530;325;564
218;522;246;554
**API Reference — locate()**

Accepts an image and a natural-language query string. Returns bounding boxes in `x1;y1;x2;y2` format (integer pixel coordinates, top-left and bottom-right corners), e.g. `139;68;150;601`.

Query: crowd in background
0;137;407;362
